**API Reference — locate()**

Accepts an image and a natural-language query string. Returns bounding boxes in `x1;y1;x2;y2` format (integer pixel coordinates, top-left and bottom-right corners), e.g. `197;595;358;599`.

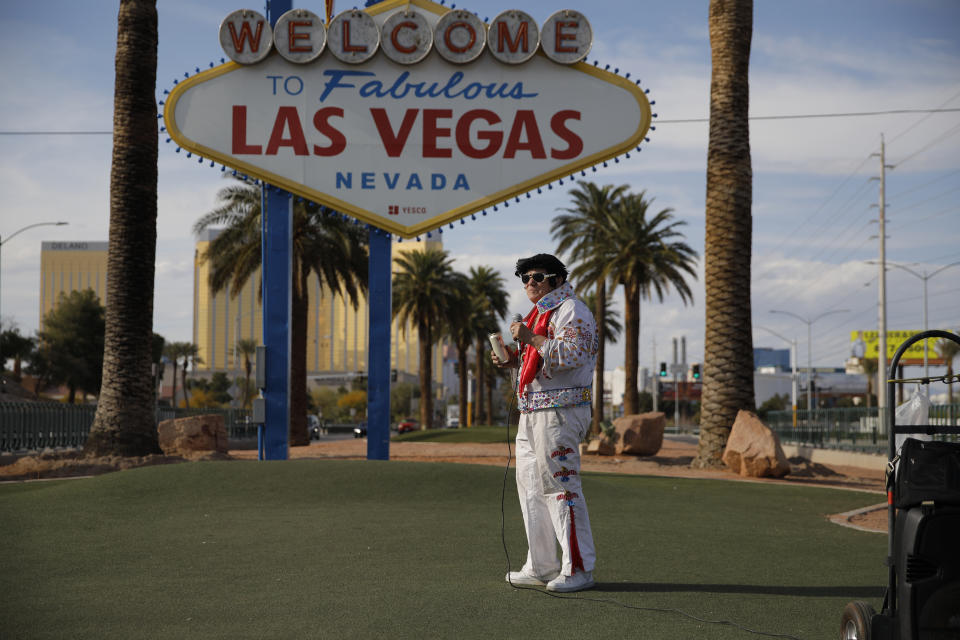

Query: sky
1;0;958;378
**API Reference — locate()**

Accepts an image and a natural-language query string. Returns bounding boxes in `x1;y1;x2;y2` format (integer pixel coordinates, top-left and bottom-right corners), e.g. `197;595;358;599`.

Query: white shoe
546;571;595;592
505;569;560;586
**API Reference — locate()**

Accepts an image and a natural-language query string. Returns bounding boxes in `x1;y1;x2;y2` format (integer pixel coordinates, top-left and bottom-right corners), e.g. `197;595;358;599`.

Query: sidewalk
231;434;887;493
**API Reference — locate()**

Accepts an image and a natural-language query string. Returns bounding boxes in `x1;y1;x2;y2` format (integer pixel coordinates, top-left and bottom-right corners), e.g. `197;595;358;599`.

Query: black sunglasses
520;272;556;284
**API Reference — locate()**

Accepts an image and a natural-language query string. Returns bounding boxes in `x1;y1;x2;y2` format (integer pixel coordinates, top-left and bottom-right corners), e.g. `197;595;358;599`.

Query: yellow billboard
850;330;946;364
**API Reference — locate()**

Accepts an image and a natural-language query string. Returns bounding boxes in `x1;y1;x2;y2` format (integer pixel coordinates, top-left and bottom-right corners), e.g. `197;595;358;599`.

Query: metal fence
767;404;960;453
4;401;959;455
0;402;97;452
0;403;253;453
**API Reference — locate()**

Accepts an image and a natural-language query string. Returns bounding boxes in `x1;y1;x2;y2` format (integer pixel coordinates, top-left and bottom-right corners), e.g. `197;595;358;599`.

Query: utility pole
651;336;658;412
680;336;687;427
673;337;679;429
872;135;891;415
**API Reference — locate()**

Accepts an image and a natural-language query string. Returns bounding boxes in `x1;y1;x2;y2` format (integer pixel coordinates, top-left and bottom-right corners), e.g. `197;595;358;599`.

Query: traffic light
659;362;667;377
691;364;700;380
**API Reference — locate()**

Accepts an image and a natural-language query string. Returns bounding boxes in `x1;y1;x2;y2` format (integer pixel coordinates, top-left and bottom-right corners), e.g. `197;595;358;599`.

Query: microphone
511;313;524;349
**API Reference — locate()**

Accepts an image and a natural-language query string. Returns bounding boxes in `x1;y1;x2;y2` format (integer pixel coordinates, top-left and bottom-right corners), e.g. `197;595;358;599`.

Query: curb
829;502;887;534
782;444;886;471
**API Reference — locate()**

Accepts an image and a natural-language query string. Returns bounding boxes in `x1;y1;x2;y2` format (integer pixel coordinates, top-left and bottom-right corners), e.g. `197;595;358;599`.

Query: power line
658;107;960;124
0;130;113;136
888;202;959;230
755;176;877;291
887;169;960;200
754;153;874;276
888;87;960;145
894;186;960;214
890;120;960;168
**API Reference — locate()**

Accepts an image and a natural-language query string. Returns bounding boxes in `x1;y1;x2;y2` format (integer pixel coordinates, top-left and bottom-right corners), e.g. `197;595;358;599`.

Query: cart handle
886;372;960;385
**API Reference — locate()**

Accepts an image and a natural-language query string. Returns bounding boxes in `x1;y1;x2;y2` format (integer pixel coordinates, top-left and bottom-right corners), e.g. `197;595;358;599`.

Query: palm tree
393;248;460;429
581;289;623;429
552;181;629;431
194;177;368;445
603;192;699;415
163;341;193;409
581;290;623;347
445;271;475;428
85;0;162;456
936;336;960;404
694;0;755;470
181;345;202;409
468;266;509;425
235;338;257;409
0;327;35;381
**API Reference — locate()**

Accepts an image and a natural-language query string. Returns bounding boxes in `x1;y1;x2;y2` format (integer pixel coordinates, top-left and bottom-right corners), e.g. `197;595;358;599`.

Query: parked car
397;418;418;434
446;418;459;429
353;421;367;438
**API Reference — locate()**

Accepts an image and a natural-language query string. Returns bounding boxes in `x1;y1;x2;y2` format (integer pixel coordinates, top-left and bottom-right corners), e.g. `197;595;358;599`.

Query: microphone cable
496;323;804;640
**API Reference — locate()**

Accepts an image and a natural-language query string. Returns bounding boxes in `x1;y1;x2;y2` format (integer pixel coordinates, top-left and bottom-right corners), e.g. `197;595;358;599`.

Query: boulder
722;410;790;478
585;437;616;456
157;414;229;457
614;413;665;456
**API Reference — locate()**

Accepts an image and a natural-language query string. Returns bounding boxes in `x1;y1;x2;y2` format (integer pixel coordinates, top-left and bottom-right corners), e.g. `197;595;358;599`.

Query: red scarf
518;306;554;394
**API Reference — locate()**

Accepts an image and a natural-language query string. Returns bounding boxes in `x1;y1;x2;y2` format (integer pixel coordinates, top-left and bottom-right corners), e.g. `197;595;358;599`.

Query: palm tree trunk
694;0;755;469
289;270;310;446
457;343;469;427
623;283;641;415
474;337;486;425
170;366;178;409
244;359;252;410
182;362;190;409
485;373;494;425
419;321;433;429
592;280;606;434
85;0;161;456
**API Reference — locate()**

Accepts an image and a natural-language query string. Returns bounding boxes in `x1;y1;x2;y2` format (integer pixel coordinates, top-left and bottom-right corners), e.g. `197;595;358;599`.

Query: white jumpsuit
515;282;599;578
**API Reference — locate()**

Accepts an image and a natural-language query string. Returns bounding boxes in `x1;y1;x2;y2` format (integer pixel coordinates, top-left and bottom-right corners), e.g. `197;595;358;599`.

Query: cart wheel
840;601;875;640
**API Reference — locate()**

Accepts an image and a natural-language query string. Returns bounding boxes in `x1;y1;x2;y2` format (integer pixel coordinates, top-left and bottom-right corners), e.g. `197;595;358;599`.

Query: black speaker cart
841;329;960;639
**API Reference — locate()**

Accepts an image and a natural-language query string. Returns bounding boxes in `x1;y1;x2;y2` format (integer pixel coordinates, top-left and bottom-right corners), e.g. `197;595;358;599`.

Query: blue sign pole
366;229;391;460
260;0;293;460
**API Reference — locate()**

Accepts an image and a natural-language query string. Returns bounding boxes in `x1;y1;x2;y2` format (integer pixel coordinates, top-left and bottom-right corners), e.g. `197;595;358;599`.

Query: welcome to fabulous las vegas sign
163;0;652;238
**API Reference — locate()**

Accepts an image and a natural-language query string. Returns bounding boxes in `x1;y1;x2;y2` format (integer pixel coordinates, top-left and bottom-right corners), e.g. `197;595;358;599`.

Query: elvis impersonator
492;253;599;593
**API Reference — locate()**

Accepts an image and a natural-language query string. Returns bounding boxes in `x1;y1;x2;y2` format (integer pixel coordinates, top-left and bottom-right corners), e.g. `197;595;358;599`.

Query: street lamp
867;260;960;379
0;222;69;360
769;308;849;412
755;325;799;426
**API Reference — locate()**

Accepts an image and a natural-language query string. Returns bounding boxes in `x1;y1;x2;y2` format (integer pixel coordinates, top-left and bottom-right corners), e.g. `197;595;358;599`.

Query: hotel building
39;241;109;330
193;230;444;387
37;236;445;393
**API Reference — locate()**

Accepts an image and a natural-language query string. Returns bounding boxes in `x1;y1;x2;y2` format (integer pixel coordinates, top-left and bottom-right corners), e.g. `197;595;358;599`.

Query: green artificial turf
0;460;886;639
393;425;516;443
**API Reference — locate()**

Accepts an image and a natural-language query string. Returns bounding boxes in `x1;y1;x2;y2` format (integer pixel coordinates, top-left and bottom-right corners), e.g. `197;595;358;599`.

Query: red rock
722;410;790;478
585;437;616;455
614;412;665;456
157;414;228;456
